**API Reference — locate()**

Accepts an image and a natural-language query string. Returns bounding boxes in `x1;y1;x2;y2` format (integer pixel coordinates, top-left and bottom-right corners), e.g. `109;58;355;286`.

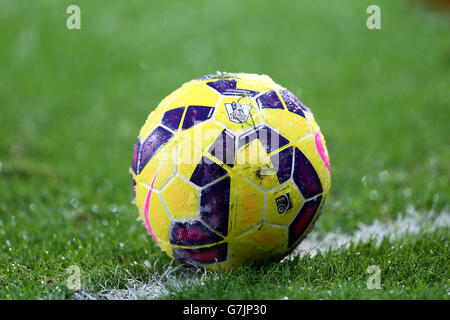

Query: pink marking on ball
144;171;159;244
314;132;331;172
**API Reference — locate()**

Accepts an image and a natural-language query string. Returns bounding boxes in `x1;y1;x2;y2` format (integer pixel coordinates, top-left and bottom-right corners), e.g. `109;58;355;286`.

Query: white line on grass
286;205;449;260
74;260;217;300
76;205;449;300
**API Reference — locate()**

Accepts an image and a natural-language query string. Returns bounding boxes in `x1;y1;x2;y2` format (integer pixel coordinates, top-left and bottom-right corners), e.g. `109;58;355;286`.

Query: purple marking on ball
288;195;322;247
161;107;185;131
190;157;228;187
200;177;230;236
293;148;323;199
170;221;223;246
207;80;236;92
182;106;214;130
238;130;258;149
271;146;293;184
138;126;173;173
256;125;289;154
207;80;258;97
256;90;284;109
173;243;228;266
280;89;310;115
209;130;236;167
238;126;289;153
131;139;140;174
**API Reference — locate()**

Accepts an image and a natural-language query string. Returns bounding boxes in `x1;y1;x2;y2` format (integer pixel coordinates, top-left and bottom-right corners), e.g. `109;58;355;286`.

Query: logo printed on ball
275;193;292;214
225;101;252;124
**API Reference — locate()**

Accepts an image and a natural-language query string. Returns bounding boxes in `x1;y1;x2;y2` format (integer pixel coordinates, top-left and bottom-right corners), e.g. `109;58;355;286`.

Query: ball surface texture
130;72;331;270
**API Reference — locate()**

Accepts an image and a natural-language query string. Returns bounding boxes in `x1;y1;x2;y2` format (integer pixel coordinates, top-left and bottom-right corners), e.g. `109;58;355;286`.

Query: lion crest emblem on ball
225;101;252;124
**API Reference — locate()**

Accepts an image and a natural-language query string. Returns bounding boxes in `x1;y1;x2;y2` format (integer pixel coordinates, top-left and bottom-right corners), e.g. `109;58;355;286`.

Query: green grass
0;0;449;299
168;234;449;300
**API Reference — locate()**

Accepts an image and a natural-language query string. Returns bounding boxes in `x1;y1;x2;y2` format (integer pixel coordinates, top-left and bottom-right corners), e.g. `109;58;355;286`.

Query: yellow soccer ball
130;72;331;270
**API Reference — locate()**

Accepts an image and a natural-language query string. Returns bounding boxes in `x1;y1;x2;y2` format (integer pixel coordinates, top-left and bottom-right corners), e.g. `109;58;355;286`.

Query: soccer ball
130;72;331;270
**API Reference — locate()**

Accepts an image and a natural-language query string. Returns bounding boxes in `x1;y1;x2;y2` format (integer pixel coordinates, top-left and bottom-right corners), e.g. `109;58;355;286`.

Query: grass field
0;0;449;299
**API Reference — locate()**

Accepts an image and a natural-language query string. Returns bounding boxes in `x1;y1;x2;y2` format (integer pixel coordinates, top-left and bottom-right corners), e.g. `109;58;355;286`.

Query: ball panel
173;243;228;266
231;178;264;236
138;126;174;174
258;125;290;154
189;156;227;187
256;90;284;109
295;135;331;195
170;221;223;246
236;75;275;92
288;195;323;248
147;192;171;243
206;79;259;97
208;129;236;167
279;89;310;116
270;146;293;184
137;145;175;190
229;224;287;264
164;83;220;112
258;108;311;145
200;177;231;236
293;147;323;199
234;138;279;190
181;105;214;130
238;125;290;154
176;121;225;180
161;107;185;131
161;176;198;219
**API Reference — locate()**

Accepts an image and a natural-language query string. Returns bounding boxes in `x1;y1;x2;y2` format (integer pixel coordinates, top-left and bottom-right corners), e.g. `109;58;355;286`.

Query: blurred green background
0;0;448;299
